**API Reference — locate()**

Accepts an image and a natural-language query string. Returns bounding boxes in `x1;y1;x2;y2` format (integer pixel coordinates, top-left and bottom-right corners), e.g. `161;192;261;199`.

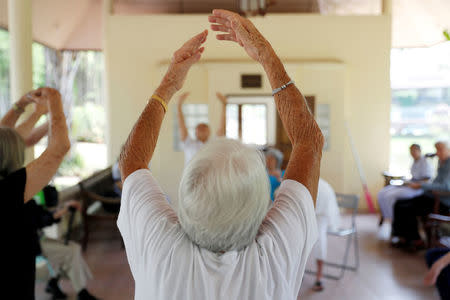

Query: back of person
119;171;317;300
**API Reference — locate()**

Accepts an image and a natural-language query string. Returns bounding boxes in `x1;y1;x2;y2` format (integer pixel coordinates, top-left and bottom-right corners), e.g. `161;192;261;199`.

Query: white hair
178;138;271;252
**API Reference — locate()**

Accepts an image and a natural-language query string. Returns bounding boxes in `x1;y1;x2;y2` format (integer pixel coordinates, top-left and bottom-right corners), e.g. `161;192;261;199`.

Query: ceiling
0;0;449;50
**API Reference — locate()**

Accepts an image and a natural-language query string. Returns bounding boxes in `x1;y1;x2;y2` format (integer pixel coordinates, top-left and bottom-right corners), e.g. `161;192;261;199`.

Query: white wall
104;13;391;211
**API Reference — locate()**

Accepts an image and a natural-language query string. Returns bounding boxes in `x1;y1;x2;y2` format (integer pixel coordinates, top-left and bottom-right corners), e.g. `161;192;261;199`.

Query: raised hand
208;9;271;63
16;90;41;110
178;92;190;106
33;99;49;116
216;92;227;105
157;30;208;101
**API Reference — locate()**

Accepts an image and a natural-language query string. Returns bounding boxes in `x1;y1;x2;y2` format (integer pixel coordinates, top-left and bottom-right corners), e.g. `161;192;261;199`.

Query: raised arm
24;88;70;202
209;10;324;201
0;91;38;128
216;92;227;137
177;92;190;142
24;121;49;147
15;100;48;140
120;31;207;181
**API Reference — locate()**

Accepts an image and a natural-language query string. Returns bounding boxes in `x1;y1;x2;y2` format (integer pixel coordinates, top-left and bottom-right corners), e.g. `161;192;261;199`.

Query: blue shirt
269;170;285;201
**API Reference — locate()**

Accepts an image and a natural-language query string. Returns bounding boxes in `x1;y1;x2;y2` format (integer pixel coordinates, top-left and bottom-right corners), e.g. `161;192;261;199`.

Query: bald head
195;123;210;143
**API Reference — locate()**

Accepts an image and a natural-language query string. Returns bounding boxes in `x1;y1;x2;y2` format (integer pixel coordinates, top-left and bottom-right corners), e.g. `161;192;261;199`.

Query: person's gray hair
0;127;25;179
178;138;271;252
265;147;284;169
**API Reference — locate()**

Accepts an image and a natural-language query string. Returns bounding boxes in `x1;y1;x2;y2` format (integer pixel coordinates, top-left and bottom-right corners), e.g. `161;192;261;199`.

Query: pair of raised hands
17;87;62;116
158;9;272;102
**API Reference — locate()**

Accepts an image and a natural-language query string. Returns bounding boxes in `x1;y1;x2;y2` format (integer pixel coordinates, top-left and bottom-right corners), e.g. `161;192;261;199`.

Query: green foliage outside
58;151;85;177
72;102;106;143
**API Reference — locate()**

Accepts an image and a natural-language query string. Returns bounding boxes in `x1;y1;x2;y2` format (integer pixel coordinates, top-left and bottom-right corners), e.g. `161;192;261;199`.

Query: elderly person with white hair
0;88;70;299
117;9;324;299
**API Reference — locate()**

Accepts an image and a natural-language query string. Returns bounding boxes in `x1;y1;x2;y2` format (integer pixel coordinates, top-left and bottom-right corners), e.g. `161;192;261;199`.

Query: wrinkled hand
209;9;271;63
16;90;41;109
157;31;208;101
33;100;49;116
408;182;422;189
36;87;61;101
216;92;227;105
178;92;190;107
34;87;62;111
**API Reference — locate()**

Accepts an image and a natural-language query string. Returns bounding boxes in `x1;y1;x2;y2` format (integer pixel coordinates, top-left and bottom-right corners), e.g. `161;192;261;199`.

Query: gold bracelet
151;94;168;113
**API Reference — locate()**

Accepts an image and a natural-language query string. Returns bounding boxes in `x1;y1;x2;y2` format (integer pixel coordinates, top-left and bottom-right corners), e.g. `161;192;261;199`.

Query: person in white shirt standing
312;178;341;292
378;144;433;225
177;91;227;165
117;9;324;300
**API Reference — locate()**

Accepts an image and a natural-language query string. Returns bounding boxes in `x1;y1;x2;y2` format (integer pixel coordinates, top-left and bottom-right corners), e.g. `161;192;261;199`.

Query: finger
182;30;208;52
212;9;238;20
216;34;238;42
208;16;231;26
210;24;231;33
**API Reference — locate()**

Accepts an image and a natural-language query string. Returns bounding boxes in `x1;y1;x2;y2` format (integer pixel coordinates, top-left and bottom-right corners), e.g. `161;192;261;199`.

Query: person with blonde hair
118;9;323;299
0;88;70;299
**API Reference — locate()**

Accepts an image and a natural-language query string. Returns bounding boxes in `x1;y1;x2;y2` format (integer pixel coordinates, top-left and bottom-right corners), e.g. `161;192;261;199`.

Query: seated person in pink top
117;9;324;300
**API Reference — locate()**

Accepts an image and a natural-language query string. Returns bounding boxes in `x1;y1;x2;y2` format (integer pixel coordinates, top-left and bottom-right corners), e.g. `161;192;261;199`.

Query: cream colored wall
104;14;391;211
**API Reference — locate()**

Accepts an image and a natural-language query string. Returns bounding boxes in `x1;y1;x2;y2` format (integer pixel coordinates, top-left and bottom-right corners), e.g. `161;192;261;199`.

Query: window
173;104;209;151
226;103;268;145
390;45;450;175
226;96;276;146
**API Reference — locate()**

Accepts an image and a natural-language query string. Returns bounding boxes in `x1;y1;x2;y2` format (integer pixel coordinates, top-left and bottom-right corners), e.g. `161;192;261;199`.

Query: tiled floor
35;215;439;300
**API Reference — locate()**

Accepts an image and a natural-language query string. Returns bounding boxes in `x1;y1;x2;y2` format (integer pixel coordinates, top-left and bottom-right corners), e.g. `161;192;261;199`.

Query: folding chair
306;193;360;280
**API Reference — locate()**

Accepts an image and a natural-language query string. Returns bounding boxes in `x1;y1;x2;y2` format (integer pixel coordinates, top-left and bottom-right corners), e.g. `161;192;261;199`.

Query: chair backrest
79;167;114;194
78;166;115;209
335;193;359;226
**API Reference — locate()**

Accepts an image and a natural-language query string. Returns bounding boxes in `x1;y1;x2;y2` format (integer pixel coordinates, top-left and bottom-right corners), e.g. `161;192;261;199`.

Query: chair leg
354;231;360;270
337;233;353;279
82;221;89;252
